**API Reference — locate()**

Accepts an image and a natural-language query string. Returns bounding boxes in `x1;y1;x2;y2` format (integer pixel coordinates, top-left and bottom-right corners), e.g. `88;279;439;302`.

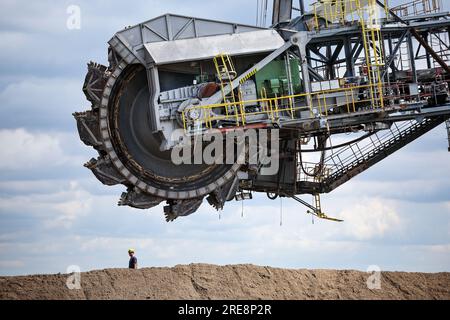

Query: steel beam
344;37;354;77
308;65;325;81
382;30;409;79
407;33;418;82
272;0;293;25
410;28;450;74
298;0;305;15
308;46;329;63
376;0;450;74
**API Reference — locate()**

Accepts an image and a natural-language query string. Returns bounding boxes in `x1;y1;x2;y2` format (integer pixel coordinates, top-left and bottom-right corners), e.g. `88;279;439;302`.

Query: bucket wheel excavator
74;0;450;221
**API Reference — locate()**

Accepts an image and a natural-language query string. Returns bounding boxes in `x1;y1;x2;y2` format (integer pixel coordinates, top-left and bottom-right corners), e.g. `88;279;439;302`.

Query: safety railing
297;117;446;184
322;120;416;174
181;82;386;133
181;80;429;133
391;0;442;17
310;0;390;31
295;120;417;184
310;0;386;111
311;0;358;29
297;161;334;183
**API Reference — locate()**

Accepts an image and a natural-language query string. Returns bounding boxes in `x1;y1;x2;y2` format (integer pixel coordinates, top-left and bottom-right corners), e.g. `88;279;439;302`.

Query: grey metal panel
144;29;285;65
195;19;235;37
236;25;264;33
109;36;140;64
115;13;264;43
147;15;169;40
109;13;267;67
170;16;196;40
272;0;293;25
118;26;143;48
142;27;165;43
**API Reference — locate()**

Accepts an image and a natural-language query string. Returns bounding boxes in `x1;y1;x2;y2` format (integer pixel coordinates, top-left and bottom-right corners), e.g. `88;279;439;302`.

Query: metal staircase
319;116;447;192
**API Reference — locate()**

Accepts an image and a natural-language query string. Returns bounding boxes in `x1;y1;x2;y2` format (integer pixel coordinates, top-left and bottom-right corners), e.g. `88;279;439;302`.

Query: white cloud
0;77;80;109
0;77;84;129
426;244;450;254
78;236;155;253
0;128;82;170
0;183;449;275
0;180;93;229
0;260;25;268
445;202;450;212
338;199;401;240
0;31;28;48
0;0;449;276
0;1;67;34
46;181;93;229
0;180;62;194
333;178;450;204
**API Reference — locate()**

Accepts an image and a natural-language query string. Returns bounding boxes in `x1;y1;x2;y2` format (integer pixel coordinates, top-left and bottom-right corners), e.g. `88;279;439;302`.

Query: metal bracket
306;210;344;222
290;195;343;222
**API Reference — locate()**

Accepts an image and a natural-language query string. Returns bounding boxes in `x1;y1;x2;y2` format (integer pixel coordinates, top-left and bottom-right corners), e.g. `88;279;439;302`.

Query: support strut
290;195;343;222
376;0;450;74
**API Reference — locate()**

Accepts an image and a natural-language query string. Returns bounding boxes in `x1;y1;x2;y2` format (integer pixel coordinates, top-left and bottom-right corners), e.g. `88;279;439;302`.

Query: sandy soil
0;264;449;300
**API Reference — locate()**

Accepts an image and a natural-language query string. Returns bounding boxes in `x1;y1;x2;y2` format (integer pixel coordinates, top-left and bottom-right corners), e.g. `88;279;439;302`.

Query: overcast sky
0;0;449;276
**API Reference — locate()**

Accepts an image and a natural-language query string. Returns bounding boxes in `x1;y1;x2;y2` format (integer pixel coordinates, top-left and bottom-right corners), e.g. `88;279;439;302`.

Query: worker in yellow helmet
128;248;138;269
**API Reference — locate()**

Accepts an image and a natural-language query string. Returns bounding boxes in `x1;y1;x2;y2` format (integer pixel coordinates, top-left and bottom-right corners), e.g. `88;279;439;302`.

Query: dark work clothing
129;256;137;269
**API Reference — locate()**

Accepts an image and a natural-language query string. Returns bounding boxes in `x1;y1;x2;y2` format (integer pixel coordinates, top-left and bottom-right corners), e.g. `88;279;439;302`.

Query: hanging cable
256;0;260;27
280;196;283;226
326;120;334;157
263;0;269;27
258;0;263;27
298;135;327;178
300;132;376;152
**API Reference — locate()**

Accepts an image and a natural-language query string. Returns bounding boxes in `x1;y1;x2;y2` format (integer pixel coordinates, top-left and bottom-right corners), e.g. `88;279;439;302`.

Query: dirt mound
0;264;449;300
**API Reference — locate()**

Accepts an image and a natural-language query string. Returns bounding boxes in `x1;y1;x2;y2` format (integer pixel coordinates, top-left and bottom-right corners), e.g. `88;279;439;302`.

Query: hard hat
128;248;135;253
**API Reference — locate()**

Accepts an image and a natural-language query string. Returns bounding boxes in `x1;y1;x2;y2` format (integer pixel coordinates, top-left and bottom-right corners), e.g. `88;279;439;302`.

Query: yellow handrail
182;82;385;131
308;0;386;109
